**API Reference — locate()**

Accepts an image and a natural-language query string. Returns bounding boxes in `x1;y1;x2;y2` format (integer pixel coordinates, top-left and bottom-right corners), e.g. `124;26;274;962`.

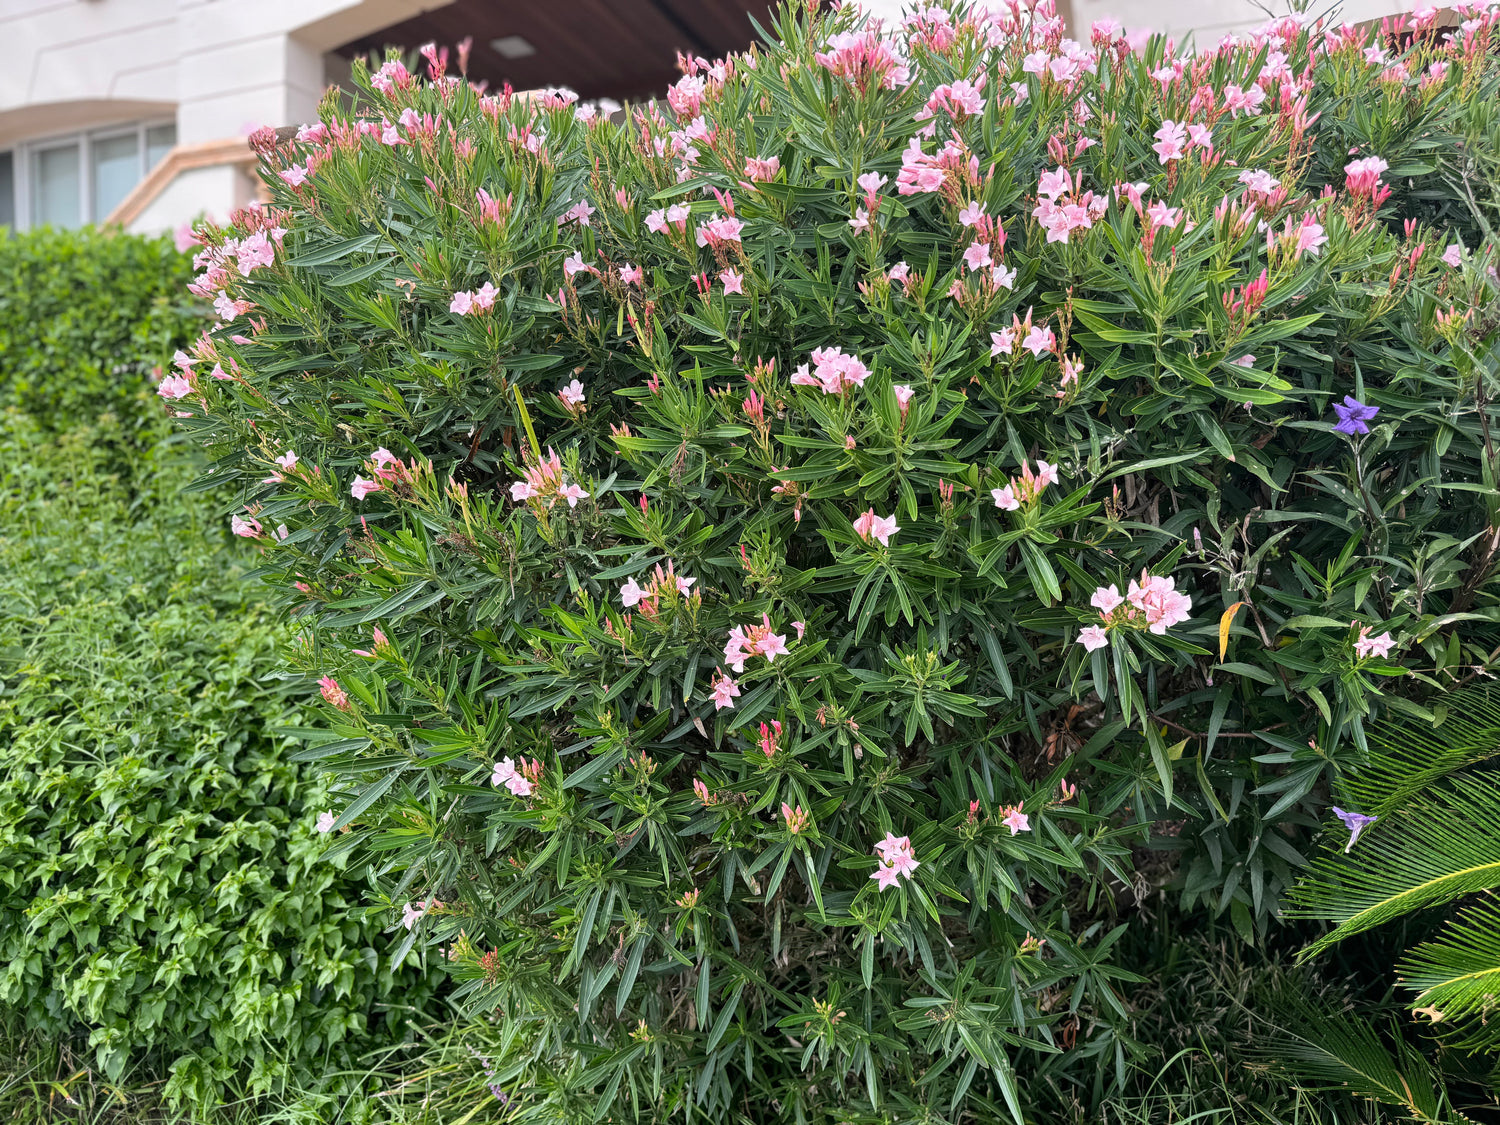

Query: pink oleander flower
492;756;535;797
1091;584;1125;614
619;560;696;610
745;156;780;181
563;251;589;277
316;811;337;833
1000;803;1030;835
450;290;474;315
1022;324;1056;357
710;669;740;711
157;374;193;400
992;484;1019;510
853;508;900;546
848;207;870;232
1232;354;1256;367
1146;200;1182;230
870;832;918;890
401;901;427;930
558;379;586;409
719;268;744;294
888;261;910;284
757;720;782;759
1353;626;1395;660
318;675;350;711
280;164;309;187
1078;624;1109;651
894;384;914;418
559;483;588;507
1059;778;1078;801
1344;155;1389;201
724;613;790;672
792;620;806;640
559;199;595;226
1224;82;1266;117
237;231;275;273
231;514;262;539
619;263;643;285
1443;243;1464;267
789;347;871;394
962;241;992;272
510;448;589;510
1238;169;1279;194
351;475;381;501
1126;571;1193;633
990;328;1016;357
1152;120;1187;163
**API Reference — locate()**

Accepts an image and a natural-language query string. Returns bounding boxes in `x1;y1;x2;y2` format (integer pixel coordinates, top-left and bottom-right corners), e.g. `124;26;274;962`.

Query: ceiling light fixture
490;35;537;60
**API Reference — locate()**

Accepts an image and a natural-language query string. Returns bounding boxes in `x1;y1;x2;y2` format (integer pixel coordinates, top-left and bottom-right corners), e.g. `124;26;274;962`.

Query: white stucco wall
0;0;452;231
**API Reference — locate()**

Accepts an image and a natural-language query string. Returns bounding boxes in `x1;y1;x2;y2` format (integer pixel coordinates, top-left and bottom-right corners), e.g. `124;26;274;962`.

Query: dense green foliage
0;363;432;1104
0;226;197;435
164;1;1500;1119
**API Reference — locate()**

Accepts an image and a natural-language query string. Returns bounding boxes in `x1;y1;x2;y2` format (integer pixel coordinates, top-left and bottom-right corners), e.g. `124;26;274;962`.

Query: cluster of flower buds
509;447;589;509
991;459;1059;511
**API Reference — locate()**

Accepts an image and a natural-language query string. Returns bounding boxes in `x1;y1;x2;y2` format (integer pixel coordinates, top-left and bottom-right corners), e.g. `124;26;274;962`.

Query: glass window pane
0;151;13;229
146;123;176;169
92;132;140;222
31;143;80;229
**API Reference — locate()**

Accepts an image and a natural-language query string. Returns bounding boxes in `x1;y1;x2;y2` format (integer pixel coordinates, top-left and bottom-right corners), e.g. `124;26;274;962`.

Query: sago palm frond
1261;997;1449;1122
1347;686;1500;814
1288;775;1500;957
1398;896;1500;1054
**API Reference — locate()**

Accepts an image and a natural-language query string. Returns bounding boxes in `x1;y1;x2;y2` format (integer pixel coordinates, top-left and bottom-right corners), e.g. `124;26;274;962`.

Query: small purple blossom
1332;396;1380;435
1332;807;1378;852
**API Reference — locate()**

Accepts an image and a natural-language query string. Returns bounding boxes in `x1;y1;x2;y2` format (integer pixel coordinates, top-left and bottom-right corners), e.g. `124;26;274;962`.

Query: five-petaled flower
1332;807;1377;852
1332;395;1380;435
853;508;900;546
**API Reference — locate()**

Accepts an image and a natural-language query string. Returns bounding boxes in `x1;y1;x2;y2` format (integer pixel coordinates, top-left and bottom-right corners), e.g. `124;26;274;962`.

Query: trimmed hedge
0;227;197;436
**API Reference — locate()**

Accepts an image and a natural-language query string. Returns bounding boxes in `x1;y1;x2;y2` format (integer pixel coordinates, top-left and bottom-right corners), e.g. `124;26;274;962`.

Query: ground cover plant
169;0;1500;1119
0;410;433;1105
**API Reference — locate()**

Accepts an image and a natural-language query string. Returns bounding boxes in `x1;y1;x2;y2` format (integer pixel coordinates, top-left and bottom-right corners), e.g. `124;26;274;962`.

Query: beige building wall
0;0;452;233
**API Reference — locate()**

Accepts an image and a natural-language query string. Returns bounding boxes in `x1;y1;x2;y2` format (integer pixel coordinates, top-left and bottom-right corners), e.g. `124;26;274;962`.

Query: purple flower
1332;396;1380;435
1332;807;1378;852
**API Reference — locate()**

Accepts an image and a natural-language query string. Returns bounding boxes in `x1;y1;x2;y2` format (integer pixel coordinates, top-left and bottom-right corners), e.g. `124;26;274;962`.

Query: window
32;143;80;228
92;132;140;221
2;120;176;231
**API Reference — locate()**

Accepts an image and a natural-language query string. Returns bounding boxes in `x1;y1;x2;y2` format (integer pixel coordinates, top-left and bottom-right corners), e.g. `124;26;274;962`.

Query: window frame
2;116;177;231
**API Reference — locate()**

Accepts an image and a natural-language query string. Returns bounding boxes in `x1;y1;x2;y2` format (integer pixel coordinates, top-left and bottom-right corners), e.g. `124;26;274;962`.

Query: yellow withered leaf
1219;602;1246;661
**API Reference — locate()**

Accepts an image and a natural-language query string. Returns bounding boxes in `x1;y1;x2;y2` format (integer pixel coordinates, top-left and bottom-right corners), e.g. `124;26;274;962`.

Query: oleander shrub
170;1;1500;1119
0;411;432;1108
0;226;198;437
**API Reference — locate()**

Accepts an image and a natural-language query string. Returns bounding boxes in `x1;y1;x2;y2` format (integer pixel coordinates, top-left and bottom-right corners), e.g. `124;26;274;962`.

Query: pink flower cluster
509;447;589;508
1032;166;1105;244
1353;626;1395;660
853;509;900;546
350;447;408;501
645;203;690;234
620;560;697;613
896;135;978;197
709;669;740;711
991;459;1059;511
724;614;790;673
790;347;871;394
1344;155;1391;207
870;833;919;891
450;281;498;315
814;29;911;92
1000;803;1030;835
492;756;543;797
1078;571;1194;651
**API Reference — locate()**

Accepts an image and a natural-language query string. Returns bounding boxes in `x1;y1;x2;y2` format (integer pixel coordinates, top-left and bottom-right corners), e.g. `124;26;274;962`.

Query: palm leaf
1348;686;1500;814
1288;776;1500;957
1398;897;1500;1053
1262;998;1448;1122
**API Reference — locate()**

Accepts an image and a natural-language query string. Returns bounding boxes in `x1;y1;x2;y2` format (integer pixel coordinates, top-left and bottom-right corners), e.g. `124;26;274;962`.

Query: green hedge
0;227;198;436
0;407;433;1106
